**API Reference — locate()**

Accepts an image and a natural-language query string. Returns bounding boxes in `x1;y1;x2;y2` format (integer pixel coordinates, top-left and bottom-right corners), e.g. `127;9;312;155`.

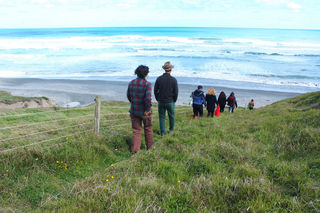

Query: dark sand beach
0;78;300;108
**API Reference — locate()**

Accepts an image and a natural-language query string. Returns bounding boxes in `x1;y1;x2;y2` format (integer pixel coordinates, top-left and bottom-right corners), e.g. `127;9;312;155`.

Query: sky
0;0;319;29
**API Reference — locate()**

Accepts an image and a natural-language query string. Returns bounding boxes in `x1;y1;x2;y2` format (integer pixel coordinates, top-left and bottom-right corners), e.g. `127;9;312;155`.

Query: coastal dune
0;90;57;110
0;98;57;110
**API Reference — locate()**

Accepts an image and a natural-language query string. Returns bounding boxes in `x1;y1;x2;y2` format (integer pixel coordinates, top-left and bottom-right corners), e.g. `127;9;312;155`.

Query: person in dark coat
227;92;238;113
205;88;218;117
218;91;227;112
154;61;178;136
191;85;206;118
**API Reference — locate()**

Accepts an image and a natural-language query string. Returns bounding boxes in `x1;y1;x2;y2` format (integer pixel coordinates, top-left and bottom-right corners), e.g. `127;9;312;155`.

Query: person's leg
167;102;175;131
142;114;153;149
207;111;210;117
228;106;232;113
199;105;203;117
158;102;166;135
130;114;142;153
192;104;198;117
221;105;225;112
212;109;215;117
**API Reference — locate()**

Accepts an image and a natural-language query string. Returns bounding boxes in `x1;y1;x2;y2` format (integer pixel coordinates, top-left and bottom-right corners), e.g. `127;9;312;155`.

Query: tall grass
0;92;319;212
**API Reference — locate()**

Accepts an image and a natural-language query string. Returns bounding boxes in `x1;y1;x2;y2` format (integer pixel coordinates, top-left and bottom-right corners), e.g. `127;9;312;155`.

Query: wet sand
0;78;300;108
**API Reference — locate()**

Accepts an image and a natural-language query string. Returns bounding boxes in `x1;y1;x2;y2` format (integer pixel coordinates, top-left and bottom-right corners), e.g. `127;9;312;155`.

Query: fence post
94;96;101;136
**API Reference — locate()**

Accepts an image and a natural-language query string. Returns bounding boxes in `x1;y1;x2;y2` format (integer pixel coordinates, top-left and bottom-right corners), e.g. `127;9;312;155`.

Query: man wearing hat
154;61;179;136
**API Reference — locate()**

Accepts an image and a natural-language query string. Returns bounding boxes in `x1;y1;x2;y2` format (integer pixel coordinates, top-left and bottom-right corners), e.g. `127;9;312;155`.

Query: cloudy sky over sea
0;0;319;29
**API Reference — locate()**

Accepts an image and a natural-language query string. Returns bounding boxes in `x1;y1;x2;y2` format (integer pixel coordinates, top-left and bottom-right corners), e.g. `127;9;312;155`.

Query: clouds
287;2;301;10
0;0;319;29
257;0;302;11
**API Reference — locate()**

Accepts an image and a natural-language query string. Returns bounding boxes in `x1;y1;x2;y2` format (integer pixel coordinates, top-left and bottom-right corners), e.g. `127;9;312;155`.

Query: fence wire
0;121;92;143
0;106;190;154
0;107;93;119
0;129;93;154
0;114;93;130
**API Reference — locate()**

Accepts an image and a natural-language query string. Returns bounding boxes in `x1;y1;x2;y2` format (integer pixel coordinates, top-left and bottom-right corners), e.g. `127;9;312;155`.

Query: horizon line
0;26;319;31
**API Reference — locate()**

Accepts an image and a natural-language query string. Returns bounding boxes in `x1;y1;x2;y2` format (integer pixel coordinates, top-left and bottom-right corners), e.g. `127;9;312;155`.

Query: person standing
227;92;238;113
154;61;178;136
191;85;206;118
205;88;217;117
127;65;153;153
218;91;227;112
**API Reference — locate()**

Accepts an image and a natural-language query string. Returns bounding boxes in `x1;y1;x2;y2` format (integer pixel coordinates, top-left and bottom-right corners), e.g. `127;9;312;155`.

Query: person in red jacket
227;92;238;113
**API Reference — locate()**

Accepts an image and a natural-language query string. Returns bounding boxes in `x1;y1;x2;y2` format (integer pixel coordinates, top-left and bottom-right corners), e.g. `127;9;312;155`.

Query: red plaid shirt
127;78;152;116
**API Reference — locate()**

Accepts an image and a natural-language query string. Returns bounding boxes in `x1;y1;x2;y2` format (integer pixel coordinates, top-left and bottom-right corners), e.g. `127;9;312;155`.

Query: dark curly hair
135;65;149;79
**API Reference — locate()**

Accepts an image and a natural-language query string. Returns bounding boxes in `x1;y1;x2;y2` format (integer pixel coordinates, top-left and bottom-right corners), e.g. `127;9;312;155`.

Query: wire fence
0;121;92;143
0;96;190;155
0;106;93;119
0;129;94;154
0;114;93;130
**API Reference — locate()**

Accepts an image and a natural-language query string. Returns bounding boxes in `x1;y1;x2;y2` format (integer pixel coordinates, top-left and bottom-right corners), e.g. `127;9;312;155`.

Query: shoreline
0;77;300;108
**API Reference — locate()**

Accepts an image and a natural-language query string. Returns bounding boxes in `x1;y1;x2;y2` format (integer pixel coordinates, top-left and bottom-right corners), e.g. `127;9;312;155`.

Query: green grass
0;92;319;212
0;90;48;104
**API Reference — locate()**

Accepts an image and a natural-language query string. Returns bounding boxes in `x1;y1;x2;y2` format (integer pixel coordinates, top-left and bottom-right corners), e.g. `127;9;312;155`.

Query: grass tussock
0;91;319;212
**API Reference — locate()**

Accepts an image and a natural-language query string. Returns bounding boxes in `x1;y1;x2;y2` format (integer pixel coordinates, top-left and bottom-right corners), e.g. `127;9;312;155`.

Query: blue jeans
229;106;234;113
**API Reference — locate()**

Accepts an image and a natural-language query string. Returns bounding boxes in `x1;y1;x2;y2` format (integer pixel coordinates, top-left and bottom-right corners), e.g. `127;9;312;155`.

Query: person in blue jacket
191;85;206;118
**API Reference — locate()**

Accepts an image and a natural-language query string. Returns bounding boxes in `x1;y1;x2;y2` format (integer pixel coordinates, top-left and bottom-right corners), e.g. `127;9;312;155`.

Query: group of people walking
190;86;238;118
127;61;254;154
127;61;178;154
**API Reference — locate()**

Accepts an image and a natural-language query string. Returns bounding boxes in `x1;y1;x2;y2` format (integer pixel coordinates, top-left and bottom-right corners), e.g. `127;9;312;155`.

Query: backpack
228;96;234;106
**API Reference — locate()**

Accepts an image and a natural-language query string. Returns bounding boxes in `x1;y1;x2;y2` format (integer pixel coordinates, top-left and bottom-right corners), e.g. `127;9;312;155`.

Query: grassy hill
0;90;48;104
0;92;319;212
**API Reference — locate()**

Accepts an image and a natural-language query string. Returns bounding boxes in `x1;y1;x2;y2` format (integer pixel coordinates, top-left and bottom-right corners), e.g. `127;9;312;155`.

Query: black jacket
218;95;226;107
154;73;178;103
205;94;217;112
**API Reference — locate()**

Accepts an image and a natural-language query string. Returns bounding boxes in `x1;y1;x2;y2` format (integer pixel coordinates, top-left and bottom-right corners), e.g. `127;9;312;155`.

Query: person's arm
173;78;178;102
202;95;207;106
154;78;159;101
127;83;132;103
145;82;152;113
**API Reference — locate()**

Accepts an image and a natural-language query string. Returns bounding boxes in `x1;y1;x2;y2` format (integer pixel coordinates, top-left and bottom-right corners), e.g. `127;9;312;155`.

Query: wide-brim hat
162;61;174;71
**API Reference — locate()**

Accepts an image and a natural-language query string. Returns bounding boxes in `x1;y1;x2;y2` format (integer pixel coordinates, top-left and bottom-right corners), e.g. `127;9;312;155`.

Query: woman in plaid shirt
127;65;153;153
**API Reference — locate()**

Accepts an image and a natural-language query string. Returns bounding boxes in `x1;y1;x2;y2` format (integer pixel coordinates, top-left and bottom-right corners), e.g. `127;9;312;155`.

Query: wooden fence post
94;96;101;136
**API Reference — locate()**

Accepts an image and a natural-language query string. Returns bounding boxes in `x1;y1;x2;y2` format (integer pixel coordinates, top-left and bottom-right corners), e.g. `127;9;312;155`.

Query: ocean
0;27;319;93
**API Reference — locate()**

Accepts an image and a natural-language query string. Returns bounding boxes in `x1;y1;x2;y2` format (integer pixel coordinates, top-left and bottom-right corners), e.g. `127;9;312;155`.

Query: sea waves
0;30;319;92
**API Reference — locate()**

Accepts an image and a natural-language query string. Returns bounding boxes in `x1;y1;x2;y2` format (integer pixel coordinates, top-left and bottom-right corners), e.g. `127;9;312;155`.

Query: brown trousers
130;114;153;153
